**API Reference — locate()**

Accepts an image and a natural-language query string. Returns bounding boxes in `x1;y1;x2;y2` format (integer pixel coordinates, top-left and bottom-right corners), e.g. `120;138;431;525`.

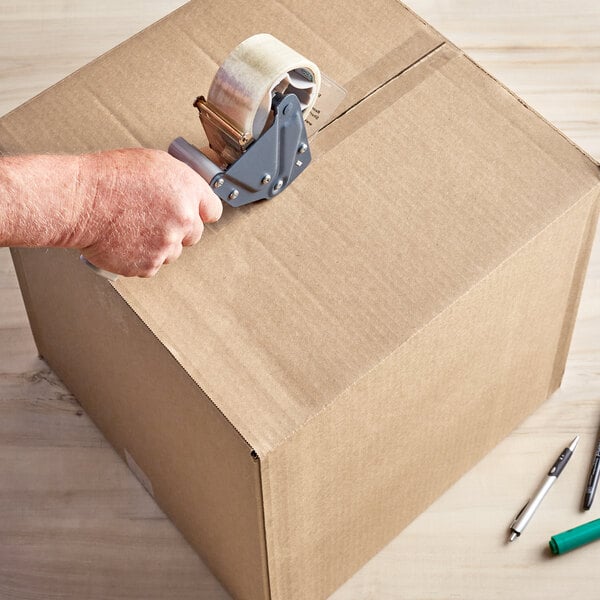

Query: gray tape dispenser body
168;92;312;208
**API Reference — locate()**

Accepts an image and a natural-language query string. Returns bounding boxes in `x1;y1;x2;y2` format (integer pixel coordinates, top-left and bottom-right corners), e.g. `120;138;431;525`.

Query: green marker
549;518;600;555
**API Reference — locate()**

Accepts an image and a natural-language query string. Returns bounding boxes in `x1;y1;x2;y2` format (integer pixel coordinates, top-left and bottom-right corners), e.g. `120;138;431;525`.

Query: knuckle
164;198;195;229
183;222;203;247
150;256;164;271
163;254;178;266
160;229;181;249
193;228;204;244
179;209;196;230
137;255;163;278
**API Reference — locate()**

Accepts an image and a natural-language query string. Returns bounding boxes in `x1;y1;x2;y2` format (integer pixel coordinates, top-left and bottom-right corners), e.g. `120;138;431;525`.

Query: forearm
0;148;222;278
0;154;88;248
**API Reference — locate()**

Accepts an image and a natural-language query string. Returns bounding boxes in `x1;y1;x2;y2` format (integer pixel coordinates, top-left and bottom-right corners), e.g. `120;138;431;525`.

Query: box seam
318;41;446;137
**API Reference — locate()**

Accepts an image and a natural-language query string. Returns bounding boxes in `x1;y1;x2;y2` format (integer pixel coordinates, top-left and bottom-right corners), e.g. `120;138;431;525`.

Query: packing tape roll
205;33;321;162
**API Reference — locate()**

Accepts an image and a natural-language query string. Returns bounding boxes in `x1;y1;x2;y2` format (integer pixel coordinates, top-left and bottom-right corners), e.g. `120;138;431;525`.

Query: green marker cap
549;518;600;555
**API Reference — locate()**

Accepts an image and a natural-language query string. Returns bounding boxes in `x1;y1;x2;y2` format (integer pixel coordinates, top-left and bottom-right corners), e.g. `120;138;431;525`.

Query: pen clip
511;500;530;527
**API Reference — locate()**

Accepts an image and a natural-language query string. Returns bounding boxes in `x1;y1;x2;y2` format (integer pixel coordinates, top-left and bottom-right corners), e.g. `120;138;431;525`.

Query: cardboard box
2;1;599;599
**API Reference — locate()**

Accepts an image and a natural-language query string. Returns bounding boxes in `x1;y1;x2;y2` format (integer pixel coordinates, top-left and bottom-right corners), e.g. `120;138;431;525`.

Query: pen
509;436;579;542
583;424;600;510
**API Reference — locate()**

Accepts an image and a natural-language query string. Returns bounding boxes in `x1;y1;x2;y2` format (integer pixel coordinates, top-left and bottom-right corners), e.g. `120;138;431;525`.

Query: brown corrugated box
2;1;599;599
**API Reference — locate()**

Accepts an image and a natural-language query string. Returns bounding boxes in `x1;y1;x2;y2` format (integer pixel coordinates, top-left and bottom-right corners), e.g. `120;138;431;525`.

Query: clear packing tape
202;33;345;165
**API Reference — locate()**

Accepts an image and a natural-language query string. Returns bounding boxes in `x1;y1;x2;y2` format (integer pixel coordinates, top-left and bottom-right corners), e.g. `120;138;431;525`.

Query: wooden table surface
1;1;599;598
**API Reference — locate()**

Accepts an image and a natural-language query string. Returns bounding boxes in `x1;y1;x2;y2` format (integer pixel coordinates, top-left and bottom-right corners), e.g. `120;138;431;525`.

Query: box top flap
1;1;598;454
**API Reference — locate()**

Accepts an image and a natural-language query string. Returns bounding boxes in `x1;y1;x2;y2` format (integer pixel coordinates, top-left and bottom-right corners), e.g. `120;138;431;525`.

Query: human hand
76;148;222;277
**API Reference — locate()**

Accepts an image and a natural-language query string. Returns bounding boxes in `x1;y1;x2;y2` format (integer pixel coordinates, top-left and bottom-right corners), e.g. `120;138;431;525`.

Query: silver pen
509;436;579;542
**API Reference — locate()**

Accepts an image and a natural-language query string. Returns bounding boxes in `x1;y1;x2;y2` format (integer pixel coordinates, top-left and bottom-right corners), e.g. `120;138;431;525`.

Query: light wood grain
1;1;599;599
404;0;600;160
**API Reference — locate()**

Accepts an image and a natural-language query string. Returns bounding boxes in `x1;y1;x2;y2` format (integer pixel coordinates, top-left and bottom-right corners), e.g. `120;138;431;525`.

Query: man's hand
76;149;222;277
0;148;222;278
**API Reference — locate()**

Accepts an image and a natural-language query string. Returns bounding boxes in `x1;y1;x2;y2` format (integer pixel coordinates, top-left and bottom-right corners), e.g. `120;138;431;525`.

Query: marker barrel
549;518;600;555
